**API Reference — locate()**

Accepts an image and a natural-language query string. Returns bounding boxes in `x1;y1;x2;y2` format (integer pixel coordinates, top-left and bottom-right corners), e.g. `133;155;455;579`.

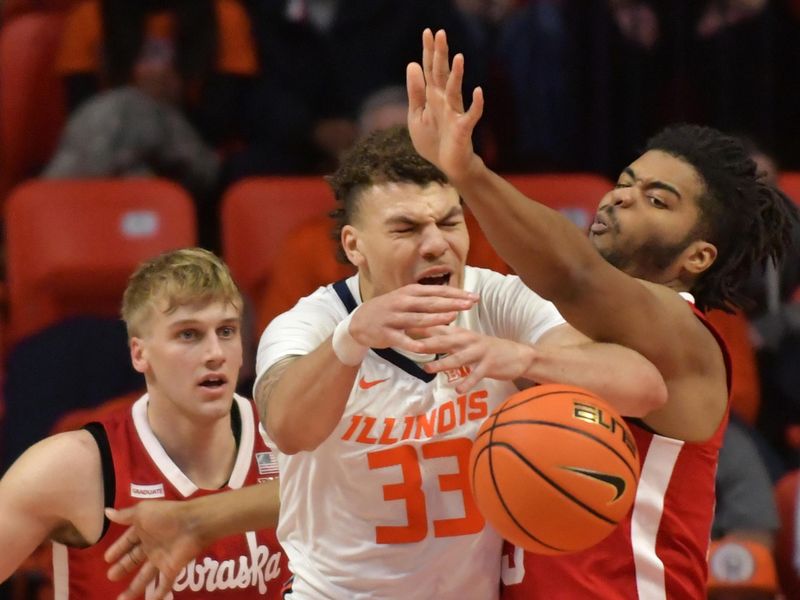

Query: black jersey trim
83;421;116;539
332;279;435;383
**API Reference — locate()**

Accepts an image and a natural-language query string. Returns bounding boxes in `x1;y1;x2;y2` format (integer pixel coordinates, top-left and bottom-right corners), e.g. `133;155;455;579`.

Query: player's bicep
558;276;689;372
0;432;101;580
254;355;300;427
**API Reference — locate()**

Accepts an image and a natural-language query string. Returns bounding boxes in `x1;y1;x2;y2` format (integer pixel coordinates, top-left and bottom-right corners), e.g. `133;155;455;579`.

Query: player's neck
147;401;239;489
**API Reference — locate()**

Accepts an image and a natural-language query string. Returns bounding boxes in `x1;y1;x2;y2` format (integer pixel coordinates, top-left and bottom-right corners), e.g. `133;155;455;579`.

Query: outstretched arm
413;323;667;417
406;29;728;441
407;30;704;374
105;480;280;600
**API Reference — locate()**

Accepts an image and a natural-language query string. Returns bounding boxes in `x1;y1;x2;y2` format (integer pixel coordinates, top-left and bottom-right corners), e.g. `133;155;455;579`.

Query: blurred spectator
775;468;800;597
46;0;259;248
709;416;780;599
231;0;479;177
43;87;219;205
492;0;582;170
54;0;258;145
714;417;781;545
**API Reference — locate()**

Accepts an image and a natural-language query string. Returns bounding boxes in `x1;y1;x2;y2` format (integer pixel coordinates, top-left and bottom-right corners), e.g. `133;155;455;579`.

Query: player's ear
682;240;717;275
342;225;365;267
129;337;148;374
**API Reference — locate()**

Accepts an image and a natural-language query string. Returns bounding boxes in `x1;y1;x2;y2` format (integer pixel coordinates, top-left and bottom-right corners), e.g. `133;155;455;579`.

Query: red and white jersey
501;298;731;600
52;394;288;599
255;267;565;600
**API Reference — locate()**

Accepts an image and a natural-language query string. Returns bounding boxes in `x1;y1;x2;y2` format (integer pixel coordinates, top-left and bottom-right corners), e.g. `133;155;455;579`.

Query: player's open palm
350;283;478;353
406;28;484;182
105;502;202;600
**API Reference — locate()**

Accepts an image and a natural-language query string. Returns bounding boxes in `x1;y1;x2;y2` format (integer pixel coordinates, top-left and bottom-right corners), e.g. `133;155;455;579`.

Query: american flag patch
256;451;279;478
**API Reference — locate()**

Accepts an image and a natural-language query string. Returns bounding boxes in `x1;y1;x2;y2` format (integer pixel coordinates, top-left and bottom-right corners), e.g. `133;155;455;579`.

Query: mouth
416;271;452;286
590;212;612;235
198;374;228;389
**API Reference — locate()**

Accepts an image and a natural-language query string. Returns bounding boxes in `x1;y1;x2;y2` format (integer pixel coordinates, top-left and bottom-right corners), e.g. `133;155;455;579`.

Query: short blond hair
121;248;243;338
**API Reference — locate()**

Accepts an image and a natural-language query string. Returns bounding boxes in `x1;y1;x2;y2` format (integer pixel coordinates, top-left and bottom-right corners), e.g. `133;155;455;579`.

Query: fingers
116;561;162;600
431;29;451;88
107;542;147;581
421;28;434;84
465;86;485;130
104;524;140;565
406;62;425;119
106;506;134;526
446;53;466;113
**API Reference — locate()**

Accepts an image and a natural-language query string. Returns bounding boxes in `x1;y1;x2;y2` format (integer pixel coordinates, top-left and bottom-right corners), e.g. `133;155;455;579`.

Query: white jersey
255;267;565;600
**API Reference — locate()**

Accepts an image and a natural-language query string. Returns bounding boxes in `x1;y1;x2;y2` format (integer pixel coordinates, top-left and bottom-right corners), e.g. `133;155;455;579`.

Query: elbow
265;415;323;455
630;371;669;417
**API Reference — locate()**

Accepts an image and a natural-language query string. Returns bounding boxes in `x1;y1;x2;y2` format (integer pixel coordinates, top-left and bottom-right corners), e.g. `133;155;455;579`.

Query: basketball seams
496;389;599;415
472;443;569;554
469;384;641;556
476;419;639;478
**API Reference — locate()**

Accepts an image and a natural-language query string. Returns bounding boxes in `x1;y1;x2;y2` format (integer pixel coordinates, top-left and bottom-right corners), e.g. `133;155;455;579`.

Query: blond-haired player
0;248;287;598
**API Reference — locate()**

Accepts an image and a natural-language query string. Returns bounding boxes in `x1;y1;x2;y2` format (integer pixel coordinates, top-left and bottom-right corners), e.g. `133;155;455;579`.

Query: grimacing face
589;150;712;283
130;298;243;424
341;182;469;301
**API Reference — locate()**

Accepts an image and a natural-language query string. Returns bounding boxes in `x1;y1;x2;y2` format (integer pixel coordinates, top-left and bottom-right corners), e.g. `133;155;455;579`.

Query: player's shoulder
29;429;102;472
1;429;103;501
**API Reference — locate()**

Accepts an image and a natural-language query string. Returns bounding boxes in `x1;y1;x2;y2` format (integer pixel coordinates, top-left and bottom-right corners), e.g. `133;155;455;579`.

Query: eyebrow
169;316;241;328
623;167;682;199
384;205;464;226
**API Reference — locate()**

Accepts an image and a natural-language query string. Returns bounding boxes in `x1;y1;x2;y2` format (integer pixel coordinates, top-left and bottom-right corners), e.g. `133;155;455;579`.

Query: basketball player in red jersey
405;29;799;599
0;248;287;598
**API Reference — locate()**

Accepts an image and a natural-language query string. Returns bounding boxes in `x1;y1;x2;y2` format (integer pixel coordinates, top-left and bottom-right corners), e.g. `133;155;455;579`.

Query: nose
205;334;225;366
419;224;448;259
610;185;635;209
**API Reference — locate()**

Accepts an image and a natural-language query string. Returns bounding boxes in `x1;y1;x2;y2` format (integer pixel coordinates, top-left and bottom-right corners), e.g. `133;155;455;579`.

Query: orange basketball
469;383;640;555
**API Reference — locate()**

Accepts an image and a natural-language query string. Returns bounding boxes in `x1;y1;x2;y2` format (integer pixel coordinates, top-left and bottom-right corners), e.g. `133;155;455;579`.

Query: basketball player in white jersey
100;126;668;600
0;248;287;598
405;29;798;599
248;125;671;600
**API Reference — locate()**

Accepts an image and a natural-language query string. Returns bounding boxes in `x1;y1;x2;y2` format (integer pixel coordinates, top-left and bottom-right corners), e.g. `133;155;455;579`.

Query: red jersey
502;302;731;599
52;394;288;599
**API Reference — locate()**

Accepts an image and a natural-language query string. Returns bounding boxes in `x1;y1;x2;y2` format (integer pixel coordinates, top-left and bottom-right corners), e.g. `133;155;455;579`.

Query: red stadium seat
504;173;613;231
778;172;800;207
4;178;197;346
0;11;67;200
221;176;336;305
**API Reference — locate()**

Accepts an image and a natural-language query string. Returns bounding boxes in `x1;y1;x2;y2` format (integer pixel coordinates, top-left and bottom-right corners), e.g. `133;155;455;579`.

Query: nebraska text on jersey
155;532;282;596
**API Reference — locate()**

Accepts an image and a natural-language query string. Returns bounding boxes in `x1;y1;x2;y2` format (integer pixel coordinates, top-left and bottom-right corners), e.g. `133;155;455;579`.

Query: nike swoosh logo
562;466;627;501
358;377;389;390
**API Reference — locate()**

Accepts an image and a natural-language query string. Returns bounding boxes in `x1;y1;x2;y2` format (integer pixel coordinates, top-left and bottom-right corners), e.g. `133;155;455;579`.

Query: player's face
130;299;243;423
589;150;711;282
343;182;469;300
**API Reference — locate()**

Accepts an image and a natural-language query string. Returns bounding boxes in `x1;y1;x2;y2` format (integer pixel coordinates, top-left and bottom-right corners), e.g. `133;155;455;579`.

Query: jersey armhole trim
83;421;116;539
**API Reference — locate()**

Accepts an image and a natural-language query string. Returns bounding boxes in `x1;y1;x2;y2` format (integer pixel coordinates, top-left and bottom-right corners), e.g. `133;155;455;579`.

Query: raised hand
406;29;485;183
412;324;535;393
349;284;479;354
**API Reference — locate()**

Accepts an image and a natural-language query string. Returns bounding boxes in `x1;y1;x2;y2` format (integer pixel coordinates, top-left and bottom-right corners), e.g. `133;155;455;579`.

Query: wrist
332;311;368;366
448;155;488;191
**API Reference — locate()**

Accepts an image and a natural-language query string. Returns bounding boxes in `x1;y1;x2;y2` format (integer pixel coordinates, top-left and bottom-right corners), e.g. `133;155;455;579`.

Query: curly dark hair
646;124;800;312
326;126;448;263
